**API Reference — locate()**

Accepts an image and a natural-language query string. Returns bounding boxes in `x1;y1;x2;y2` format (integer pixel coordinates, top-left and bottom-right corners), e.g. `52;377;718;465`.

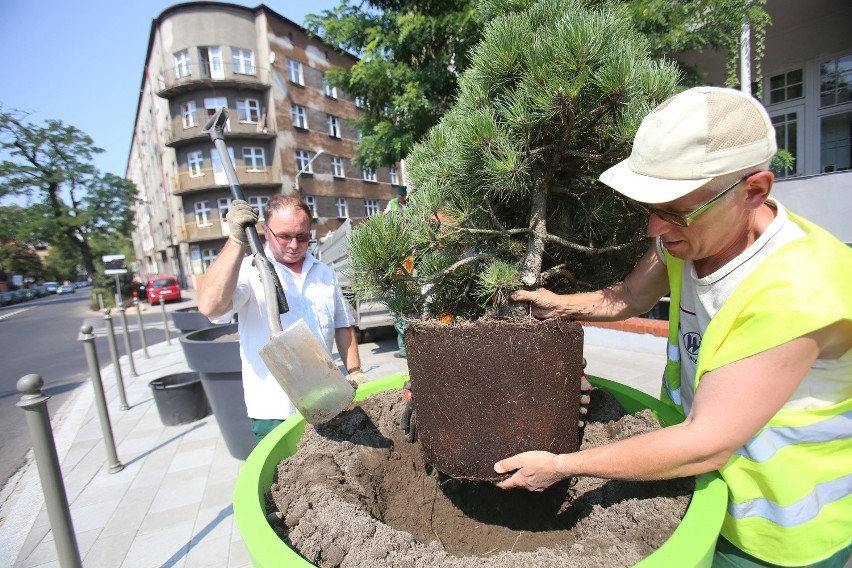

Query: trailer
315;219;394;339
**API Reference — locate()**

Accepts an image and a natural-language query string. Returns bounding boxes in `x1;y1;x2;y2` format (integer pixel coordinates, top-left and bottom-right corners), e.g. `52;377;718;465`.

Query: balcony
156;62;270;98
178;221;228;243
173;165;281;195
166;108;276;148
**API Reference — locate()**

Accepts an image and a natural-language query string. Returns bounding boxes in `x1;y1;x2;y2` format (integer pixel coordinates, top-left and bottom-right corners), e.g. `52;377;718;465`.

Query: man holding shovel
198;194;366;441
497;87;851;567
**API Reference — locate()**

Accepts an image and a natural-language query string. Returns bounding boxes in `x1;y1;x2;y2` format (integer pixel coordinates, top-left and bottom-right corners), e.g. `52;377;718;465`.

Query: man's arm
510;244;669;321
334;326;366;384
494;323;842;490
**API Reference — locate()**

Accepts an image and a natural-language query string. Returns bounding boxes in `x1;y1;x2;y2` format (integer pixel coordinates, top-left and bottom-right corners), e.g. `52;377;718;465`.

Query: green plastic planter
233;374;727;567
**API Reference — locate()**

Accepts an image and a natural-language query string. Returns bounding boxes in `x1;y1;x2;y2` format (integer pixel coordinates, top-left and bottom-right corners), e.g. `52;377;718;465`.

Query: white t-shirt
210;250;356;419
658;203;819;414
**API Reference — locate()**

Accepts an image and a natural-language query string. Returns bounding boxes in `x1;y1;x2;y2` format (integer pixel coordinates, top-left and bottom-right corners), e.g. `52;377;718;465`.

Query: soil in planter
269;388;693;568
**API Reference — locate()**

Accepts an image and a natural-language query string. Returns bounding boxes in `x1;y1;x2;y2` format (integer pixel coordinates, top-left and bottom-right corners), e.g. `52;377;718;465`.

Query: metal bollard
103;309;130;410
117;305;138;377
133;298;149;358
80;325;124;474
17;374;83;568
159;297;172;345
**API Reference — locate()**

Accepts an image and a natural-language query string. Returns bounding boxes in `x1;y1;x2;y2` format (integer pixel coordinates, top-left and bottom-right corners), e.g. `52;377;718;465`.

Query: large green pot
233;374;727;567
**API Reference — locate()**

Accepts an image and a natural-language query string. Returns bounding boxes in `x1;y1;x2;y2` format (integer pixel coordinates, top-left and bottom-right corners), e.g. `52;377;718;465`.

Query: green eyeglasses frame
635;175;750;227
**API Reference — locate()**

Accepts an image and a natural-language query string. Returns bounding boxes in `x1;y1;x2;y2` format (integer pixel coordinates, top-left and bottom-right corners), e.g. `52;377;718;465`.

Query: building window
335;198;348;218
248;196;269;219
362;167;377;182
354;96;365;108
237;99;260;123
180;100;197;129
286;58;304;85
820;54;852;108
291;104;307;129
768;69;803;105
195;201;212;227
296;150;313;173
243;147;266;172
200;46;224;79
201;247;219;271
327;115;340;138
204;96;228;124
364;199;379;216
330;156;344;178
771;112;798;178
304;195;318;218
231;47;255;75
820;111;851;173
187;151;204;177
218;198;230;220
389;166;398;185
174;49;191;78
322;77;337;98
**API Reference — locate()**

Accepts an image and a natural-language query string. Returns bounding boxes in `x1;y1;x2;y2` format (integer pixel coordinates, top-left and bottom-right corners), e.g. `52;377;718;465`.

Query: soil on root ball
268;388;693;568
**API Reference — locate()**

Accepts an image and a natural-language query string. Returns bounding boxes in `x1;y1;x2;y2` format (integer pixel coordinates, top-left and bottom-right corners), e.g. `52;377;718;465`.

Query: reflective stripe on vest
735;411;852;462
728;473;852;527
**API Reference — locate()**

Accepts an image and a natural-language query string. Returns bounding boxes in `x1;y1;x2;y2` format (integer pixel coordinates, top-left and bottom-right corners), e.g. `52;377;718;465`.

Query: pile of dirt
268;388;693;567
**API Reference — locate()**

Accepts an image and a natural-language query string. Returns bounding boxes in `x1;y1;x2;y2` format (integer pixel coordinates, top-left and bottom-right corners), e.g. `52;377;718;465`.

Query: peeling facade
127;2;402;288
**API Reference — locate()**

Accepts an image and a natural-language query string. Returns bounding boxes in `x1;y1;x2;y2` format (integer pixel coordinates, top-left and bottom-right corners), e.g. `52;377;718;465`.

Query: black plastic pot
179;323;256;460
172;306;222;334
149;372;209;426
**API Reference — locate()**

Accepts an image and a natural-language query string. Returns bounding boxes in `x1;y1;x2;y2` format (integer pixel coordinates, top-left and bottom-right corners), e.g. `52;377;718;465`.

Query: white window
820;54;852;108
201;247;219;271
187;151;204;177
356;129;363;142
204;96;229;123
389;166;398;185
364;199;379;216
194;201;212;227
231;47;255;75
291;104;307;129
237;99;260;123
304;195;317;218
248;196;269;219
296;150;312;173
217;198;230;220
330;156;344;178
820;111;851;173
335;198;348;218
768;69;803;105
771;112;800;178
327;115;340;138
362;167;377;182
354;96;365;108
286;58;304;85
322;77;337;98
180;100;197;129
200;46;224;79
211;147;235;185
243;147;266;172
174;49;191;78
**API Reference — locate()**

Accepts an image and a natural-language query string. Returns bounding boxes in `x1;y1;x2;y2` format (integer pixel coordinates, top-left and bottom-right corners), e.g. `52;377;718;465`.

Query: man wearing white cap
497;87;851;567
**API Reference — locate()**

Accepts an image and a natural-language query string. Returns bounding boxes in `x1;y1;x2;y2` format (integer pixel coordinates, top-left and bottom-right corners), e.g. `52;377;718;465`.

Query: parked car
145;276;182;304
57;283;76;295
0;291;14;306
12;289;29;303
43;281;59;294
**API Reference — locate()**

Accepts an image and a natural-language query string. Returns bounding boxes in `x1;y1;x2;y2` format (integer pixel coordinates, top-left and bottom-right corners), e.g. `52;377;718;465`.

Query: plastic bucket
233;374;728;567
148;372;209;427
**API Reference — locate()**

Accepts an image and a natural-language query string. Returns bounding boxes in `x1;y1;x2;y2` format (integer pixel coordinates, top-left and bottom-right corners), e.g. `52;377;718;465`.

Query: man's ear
742;171;773;208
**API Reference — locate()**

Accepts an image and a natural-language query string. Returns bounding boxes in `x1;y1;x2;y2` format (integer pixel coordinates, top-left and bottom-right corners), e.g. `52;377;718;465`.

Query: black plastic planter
149;372;209;426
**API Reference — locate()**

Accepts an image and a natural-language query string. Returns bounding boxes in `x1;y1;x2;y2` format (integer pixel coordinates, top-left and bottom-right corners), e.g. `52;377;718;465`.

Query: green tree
348;0;680;321
0;243;45;283
0;110;137;278
308;0;769;168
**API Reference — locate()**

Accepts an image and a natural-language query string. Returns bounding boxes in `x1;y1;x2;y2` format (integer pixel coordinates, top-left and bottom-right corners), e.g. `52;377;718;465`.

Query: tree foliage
348;0;680;321
0;110;137;279
0;243;45;282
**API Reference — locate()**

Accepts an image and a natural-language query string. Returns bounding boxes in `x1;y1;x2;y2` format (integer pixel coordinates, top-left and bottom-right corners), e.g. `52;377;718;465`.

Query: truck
315;218;394;340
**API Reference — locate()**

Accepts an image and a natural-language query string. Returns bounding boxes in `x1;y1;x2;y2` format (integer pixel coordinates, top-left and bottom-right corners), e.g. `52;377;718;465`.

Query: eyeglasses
266;227;311;244
634;175;749;228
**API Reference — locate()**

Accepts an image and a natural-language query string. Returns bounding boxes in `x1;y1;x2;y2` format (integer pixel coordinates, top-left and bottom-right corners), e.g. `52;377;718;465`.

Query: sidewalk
0;299;664;568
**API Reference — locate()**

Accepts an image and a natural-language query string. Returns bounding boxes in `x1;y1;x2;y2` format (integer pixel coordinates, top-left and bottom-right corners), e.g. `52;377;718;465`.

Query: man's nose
645;213;670;238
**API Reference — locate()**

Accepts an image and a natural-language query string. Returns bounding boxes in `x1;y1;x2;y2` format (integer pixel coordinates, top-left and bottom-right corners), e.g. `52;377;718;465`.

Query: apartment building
127;2;402;288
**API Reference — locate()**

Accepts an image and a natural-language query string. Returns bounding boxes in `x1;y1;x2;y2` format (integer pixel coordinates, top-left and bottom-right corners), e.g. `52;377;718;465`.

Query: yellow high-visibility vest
659;210;852;565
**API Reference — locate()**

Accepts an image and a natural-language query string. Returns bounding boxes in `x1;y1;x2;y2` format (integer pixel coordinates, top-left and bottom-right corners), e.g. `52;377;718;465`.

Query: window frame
327;114;340;138
194;201;212;227
304;195;318;219
231;47;255;75
330;156;345;178
187;150;204;177
361;167;377;182
180;100;197;129
286;58;304;85
322;77;338;98
364;199;379;216
243;147;266;172
236;98;260;123
290;104;308;129
335;197;349;218
174;49;191;79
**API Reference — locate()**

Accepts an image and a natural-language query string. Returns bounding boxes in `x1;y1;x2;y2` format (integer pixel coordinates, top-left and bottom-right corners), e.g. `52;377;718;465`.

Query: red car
145;275;182;304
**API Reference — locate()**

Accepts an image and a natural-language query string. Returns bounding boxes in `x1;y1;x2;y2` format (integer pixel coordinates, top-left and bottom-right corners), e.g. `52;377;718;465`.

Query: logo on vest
682;332;701;363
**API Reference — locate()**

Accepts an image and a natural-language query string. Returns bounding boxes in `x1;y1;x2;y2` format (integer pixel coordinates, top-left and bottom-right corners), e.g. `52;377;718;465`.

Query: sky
0;0;341;181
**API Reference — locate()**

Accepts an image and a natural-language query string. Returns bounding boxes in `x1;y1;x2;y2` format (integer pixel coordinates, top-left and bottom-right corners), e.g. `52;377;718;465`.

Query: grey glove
227;199;258;247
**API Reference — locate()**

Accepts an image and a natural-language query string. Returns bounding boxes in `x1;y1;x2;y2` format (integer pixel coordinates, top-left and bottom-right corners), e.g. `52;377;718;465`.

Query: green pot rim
233;374;727;567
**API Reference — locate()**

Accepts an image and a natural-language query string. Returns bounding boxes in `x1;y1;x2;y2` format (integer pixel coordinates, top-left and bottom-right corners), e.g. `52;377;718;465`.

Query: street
0;291;196;489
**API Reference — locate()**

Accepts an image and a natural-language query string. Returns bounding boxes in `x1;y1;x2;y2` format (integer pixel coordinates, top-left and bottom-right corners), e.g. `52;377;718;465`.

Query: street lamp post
292;149;325;191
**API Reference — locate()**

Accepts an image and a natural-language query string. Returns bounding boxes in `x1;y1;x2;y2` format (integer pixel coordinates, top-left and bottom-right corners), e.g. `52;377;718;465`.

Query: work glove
227;200;258;247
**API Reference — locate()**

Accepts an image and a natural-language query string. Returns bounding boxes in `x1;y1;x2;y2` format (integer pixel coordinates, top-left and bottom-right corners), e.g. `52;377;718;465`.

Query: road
0;291;196;490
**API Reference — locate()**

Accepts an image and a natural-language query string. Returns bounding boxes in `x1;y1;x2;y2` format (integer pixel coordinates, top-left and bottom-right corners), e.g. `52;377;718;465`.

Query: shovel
203;107;355;424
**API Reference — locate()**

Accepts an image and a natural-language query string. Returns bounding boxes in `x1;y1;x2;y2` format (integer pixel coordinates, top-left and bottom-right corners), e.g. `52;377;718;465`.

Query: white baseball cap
599;86;777;204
